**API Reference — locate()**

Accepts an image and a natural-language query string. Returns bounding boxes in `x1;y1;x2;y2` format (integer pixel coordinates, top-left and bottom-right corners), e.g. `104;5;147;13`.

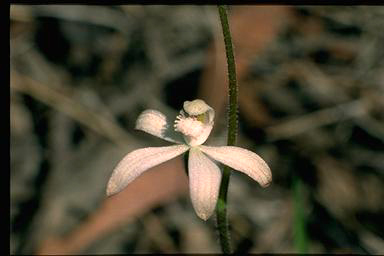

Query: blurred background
10;5;384;254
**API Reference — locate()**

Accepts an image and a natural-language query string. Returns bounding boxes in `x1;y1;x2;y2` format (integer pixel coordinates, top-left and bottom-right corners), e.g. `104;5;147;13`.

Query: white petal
183;99;215;123
107;144;189;196
135;109;183;143
183;123;213;147
200;146;272;187
188;147;221;220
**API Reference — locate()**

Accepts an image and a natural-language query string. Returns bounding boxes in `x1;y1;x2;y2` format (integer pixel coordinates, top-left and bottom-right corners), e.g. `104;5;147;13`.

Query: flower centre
173;99;214;146
174;114;204;139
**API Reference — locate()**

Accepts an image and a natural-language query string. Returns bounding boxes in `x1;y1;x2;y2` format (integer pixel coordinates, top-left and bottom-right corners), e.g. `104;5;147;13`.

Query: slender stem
218;5;238;146
216;5;238;254
293;175;308;253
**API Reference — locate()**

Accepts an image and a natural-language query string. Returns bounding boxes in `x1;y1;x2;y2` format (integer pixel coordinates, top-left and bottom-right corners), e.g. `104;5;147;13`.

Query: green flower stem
293;175;308;253
216;5;238;254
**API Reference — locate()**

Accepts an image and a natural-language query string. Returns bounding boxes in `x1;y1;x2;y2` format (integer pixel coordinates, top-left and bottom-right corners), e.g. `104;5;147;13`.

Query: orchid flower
106;99;272;220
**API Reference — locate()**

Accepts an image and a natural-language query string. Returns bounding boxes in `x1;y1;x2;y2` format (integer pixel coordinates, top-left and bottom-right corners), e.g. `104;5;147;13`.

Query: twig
266;99;369;140
11;70;134;149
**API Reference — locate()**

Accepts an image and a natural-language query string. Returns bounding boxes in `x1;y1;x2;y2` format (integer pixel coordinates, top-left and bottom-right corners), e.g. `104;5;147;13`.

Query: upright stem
216;5;238;254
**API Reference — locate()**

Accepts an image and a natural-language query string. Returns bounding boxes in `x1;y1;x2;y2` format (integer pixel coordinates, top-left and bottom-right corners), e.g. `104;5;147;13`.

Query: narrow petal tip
196;212;209;221
257;165;272;188
261;178;272;188
106;179;118;196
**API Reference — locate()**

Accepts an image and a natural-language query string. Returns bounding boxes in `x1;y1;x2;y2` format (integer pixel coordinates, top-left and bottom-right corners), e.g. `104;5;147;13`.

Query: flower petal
183;99;215;123
135;109;183;143
107;144;189;196
179;121;213;147
200;146;272;187
188;147;221;220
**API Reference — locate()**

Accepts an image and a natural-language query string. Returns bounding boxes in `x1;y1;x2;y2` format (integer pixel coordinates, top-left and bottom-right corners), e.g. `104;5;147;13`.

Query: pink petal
188;147;221;220
107;144;189;196
200;146;272;187
183;123;213;147
135;109;183;143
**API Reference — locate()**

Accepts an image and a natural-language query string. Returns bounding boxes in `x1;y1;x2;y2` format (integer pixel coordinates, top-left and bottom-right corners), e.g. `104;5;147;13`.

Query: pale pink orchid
106;99;272;220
